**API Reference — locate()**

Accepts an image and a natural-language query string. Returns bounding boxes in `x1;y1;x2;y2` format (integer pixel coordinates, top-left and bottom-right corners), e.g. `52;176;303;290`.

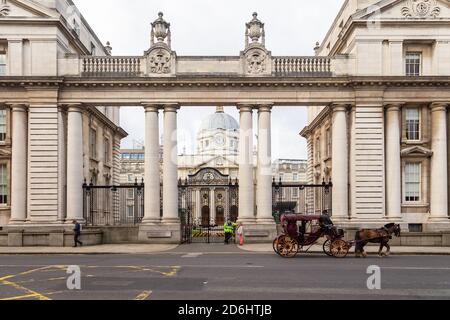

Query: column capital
257;104;274;113
237;104;254;113
430;102;448;112
8;103;28;112
163;103;180;112
385;103;404;112
330;104;349;113
142;104;161;113
66;103;83;113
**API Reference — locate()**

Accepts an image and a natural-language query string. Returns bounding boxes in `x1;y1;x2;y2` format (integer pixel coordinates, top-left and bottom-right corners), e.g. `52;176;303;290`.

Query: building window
90;42;96;55
104;138;111;164
0;109;6;142
89;128;97;159
73;19;80;37
405;52;421;76
315;138;321;163
293;173;298;181
326;128;331;158
0;164;7;205
0;53;6;76
404;162;421;203
406;108;420;141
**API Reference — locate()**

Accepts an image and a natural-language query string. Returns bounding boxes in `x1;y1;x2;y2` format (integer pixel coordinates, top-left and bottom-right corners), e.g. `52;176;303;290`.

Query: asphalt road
0;244;449;300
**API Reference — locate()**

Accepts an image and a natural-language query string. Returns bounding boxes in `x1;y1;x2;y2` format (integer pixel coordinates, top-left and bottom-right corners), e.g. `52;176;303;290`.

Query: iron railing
83;181;144;226
272;180;332;223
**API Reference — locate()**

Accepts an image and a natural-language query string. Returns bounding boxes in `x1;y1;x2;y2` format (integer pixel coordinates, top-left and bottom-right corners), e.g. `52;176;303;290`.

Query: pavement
0;246;449;300
0;243;449;255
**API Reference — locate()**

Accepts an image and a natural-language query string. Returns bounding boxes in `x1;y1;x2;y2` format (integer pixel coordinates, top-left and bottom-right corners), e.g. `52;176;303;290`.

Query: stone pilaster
9;104;28;223
429;103;449;221
385;104;402;219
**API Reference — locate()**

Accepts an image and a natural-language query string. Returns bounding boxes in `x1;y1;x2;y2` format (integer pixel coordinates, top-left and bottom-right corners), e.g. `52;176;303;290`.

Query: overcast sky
73;0;345;159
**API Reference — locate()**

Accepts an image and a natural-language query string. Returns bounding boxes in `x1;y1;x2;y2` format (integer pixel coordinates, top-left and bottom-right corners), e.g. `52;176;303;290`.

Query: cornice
0;76;449;90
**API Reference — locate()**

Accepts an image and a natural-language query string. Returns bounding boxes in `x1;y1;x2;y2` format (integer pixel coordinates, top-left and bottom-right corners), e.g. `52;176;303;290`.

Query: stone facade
1;0;450;245
301;0;450;232
0;0;126;244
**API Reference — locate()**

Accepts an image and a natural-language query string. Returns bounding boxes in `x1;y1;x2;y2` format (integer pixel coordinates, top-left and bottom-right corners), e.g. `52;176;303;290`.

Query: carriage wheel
323;240;333;257
330;239;350;258
276;235;299;258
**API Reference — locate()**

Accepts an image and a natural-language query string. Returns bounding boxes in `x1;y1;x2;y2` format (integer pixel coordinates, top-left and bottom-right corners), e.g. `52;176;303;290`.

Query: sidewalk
1;243;449;255
239;243;450;255
0;244;178;255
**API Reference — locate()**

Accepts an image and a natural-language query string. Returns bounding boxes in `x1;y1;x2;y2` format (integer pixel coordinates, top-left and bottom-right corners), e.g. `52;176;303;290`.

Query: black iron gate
83;180;144;226
179;178;239;244
272;180;332;223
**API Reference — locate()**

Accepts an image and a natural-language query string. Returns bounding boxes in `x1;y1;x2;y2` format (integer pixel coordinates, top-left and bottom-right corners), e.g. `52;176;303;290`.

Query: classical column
331;104;349;219
9;104;28;223
143;105;161;223
256;105;274;223
162;104;180;223
430;103;449;220
57;106;67;222
385;104;402;219
238;105;255;222
66;105;85;222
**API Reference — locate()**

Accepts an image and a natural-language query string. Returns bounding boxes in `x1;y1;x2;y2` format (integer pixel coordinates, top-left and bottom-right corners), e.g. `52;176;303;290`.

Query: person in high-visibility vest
224;219;237;245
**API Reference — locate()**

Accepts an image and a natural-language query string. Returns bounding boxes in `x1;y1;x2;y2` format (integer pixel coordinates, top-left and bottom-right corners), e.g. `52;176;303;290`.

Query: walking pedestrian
73;220;83;248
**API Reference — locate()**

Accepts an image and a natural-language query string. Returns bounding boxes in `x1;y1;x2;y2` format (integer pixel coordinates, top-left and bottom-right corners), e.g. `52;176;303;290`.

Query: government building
0;0;449;246
119;107;307;226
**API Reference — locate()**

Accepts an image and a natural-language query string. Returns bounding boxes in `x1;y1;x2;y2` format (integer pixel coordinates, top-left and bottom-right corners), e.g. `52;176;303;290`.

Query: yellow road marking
134;290;152;300
0;279;51;300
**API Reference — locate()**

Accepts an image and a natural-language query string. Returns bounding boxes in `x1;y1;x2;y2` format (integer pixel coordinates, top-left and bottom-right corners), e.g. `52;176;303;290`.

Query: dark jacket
73;223;81;234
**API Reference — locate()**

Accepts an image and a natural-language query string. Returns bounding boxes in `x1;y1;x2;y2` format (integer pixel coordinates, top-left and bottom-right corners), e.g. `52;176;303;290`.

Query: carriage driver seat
319;211;335;236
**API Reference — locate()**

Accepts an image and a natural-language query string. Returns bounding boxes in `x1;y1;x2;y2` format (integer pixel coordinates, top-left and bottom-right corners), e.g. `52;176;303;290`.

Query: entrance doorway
201;206;210;226
179;168;239;244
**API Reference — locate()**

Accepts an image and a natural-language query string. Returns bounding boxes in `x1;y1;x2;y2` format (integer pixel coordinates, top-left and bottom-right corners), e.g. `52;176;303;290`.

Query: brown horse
355;223;401;258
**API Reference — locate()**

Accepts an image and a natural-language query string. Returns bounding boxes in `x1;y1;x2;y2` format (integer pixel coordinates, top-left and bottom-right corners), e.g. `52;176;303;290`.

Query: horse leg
355;243;361;258
361;242;368;258
385;243;391;257
378;242;385;257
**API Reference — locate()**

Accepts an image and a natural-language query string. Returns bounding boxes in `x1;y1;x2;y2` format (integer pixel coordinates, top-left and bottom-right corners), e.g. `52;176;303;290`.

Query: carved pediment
401;146;433;157
0;0;55;18
353;0;450;20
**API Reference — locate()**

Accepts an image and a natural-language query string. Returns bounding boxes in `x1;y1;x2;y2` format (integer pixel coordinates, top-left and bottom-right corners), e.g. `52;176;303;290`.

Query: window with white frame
406;108;421;141
0;109;6;142
405;52;421;76
0;164;7;205
89;128;97;159
404;162;421;203
0;53;6;76
293;173;298;181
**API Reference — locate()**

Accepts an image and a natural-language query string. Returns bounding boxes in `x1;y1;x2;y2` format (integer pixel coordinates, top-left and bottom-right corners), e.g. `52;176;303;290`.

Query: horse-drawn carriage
273;213;350;258
273;213;402;258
